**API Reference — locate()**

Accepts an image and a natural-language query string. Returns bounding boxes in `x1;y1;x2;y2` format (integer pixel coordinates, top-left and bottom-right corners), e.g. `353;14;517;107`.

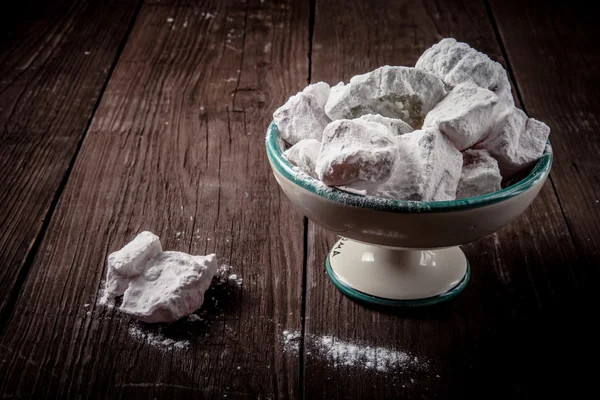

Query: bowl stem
326;237;470;307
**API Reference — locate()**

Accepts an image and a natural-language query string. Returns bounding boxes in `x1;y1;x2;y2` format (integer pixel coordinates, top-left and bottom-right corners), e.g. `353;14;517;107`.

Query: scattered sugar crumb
84;51;91;56
187;314;202;322
97;289;114;308
213;265;243;287
128;325;190;349
283;330;302;352
166;17;174;23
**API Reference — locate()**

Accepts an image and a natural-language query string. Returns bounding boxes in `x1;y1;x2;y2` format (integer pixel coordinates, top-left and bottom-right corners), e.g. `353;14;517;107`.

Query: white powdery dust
128;325;190;350
214;265;243;287
228;274;243;286
282;331;427;373
282;330;301;352
315;335;420;372
97;289;114;309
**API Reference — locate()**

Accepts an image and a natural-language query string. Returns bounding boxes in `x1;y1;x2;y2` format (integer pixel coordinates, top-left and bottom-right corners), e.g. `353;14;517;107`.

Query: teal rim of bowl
325;255;471;307
266;121;553;213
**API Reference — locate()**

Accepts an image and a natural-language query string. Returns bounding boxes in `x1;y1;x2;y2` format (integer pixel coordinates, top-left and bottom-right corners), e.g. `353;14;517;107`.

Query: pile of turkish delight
272;38;550;201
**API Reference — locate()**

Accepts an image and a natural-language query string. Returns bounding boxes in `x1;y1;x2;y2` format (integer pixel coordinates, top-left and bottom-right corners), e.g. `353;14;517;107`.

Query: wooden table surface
1;0;597;398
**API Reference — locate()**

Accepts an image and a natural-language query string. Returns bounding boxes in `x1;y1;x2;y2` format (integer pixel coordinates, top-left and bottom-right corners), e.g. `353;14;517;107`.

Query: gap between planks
0;0;146;333
298;1;317;399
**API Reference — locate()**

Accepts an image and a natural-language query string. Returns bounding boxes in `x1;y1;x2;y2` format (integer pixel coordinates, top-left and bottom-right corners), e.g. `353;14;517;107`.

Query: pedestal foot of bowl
326;237;470;307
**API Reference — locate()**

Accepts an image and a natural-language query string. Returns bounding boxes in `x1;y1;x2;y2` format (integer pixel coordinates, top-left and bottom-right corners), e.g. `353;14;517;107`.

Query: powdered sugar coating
104;231;163;300
324;66;446;128
424;82;498;150
316;119;398;186
475;107;550;176
108;231;162;278
456;149;502;199
120;252;218;323
284;138;321;177
103;267;130;301
359;114;414;135
273;90;331;145
303;81;330;108
367;128;462;201
416;38;513;109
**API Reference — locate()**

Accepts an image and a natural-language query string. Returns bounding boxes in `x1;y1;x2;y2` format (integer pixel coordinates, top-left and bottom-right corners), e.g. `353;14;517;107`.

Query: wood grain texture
0;0;308;398
488;0;598;282
304;1;583;398
0;0;140;319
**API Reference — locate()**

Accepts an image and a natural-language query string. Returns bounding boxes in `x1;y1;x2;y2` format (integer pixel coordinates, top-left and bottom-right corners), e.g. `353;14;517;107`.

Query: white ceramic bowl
266;122;553;306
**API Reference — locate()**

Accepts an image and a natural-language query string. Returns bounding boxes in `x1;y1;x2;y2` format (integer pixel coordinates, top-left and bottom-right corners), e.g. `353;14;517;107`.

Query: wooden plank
304;1;584;398
488;0;598;284
0;0;308;398
0;0;140;320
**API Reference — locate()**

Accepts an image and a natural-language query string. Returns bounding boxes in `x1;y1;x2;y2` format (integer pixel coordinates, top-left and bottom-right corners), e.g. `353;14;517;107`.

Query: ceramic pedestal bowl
266;122;553;307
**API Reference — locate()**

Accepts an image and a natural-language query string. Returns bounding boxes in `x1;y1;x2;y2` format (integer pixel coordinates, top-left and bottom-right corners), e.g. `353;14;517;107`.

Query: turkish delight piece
368;128;462;201
273;83;332;144
416;38;513;112
315;119;398;186
475;107;550;176
423;82;498;150
456;149;502;199
303;81;330;108
284;138;321;177
103;231;162;301
107;231;162;278
359;114;414;135
324;66;446;128
120;252;218;323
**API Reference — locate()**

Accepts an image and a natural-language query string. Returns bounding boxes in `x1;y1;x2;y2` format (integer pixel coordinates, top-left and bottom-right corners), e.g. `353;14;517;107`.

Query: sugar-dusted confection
315;119;398;186
368;128;462;201
103;267;130;301
475;107;550;176
456;149;502;199
303;81;330;108
284;138;321;177
120;252;218;323
274;84;331;144
103;231;163;300
324;66;446;128
416;38;513;112
368;128;463;201
359;114;414;135
108;231;162;278
329;81;345;100
423;82;498;150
